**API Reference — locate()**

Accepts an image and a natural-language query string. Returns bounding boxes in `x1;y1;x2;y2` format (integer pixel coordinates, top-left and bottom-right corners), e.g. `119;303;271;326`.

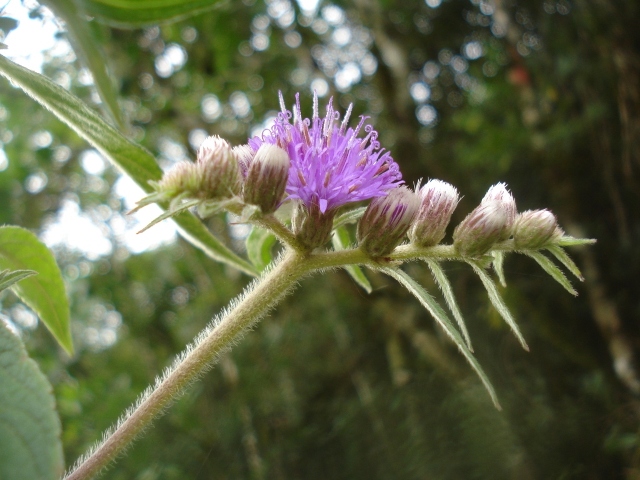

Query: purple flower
249;92;403;214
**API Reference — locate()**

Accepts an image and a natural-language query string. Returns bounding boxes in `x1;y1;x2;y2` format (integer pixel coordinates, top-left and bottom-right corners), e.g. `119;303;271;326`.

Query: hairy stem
65;249;312;480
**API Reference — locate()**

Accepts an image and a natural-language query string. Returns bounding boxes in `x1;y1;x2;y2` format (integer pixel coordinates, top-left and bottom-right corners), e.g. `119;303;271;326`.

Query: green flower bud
291;202;336;250
243;144;290;214
409;179;460;247
357;186;420;257
453;200;508;256
196;135;242;199
513;209;560;249
156;161;201;198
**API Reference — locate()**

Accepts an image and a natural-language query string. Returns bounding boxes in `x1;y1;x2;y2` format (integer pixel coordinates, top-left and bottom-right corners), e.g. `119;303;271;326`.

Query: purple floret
248;92;403;213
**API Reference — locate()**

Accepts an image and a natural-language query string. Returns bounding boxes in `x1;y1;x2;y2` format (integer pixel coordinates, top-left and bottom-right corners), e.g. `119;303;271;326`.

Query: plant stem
65;249;312;480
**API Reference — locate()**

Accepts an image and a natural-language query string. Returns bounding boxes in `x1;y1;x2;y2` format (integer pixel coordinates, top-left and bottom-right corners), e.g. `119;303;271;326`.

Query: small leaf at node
246;226;277;272
546;245;584;281
524;251;577;296
332;226;372;294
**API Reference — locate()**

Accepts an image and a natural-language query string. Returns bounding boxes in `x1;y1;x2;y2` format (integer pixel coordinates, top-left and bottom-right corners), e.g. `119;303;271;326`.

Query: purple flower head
249;92;403;214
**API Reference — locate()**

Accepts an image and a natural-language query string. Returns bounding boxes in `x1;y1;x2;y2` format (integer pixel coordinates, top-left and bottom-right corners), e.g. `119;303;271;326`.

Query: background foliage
1;0;639;478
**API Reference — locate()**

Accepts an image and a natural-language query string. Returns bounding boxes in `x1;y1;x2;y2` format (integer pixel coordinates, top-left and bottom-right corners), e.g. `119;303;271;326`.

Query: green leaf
423;259;471;350
0;227;73;354
0;321;64;480
379;267;500;409
333;206;367;230
545;245;584;281
75;0;225;27
0;269;37;293
492;251;507;287
246;226;277;272
0;54;257;277
554;236;596;247
332;226;372;294
41;0;123;126
467;261;529;352
524;251;577;296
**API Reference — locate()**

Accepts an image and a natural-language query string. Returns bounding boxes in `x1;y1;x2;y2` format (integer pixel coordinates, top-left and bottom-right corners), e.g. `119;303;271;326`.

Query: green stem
65;249;313;480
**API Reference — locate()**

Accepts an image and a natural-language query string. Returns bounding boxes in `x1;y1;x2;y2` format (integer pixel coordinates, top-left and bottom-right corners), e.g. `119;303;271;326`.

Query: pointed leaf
137;199;200;234
379;266;500;409
333;206;367;230
0;322;64;480
0;227;72;354
332;226;372;293
77;0;225;27
523;251;577;296
423;259;471;350
492;251;507;287
42;0;123;126
0;54;257;276
546;245;584;281
555;236;596;247
467;261;529;351
0;269;37;293
246;226;277;272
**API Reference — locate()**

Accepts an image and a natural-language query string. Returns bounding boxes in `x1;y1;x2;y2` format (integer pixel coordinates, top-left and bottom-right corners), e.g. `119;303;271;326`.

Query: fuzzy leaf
468;261;529;351
0;54;257;277
0;321;64;480
246;226;277;272
546;245;584;281
492;251;507;287
524;251;577;296
554;236;596;247
0;269;37;293
379;267;500;409
424;259;471;350
333;207;367;230
0;227;73;354
332;226;372;294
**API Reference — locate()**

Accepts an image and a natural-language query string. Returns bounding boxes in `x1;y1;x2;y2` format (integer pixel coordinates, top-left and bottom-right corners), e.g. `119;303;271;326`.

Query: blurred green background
1;0;639;478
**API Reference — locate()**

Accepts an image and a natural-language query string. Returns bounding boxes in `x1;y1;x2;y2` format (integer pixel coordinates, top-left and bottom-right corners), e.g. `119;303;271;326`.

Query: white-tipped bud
157;161;201;198
453;200;508;256
513;209;560;249
196;135;242;198
243;144;290;214
409;179;460;247
292;202;336;249
357;186;421;257
232;144;256;177
481;182;517;241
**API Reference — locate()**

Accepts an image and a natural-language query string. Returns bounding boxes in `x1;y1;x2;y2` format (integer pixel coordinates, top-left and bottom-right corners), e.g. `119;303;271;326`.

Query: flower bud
292;202;335;249
232;144;255;177
243;144;290;214
196;135;242;199
513;209;560;249
357;186;420;257
453;200;508;256
481;183;517;241
156;161;201;198
408;179;460;247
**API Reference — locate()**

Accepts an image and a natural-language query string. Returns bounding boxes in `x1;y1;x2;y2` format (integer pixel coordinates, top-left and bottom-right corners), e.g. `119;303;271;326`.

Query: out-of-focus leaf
555;236;596;247
467;260;529;352
41;0;123;126
379;266;500;409
76;0;225;27
0;226;72;354
332;226;372;293
0;321;64;480
424;259;471;349
0;269;37;293
246;226;277;272
0;54;257;276
0;16;19;34
524;251;577;296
